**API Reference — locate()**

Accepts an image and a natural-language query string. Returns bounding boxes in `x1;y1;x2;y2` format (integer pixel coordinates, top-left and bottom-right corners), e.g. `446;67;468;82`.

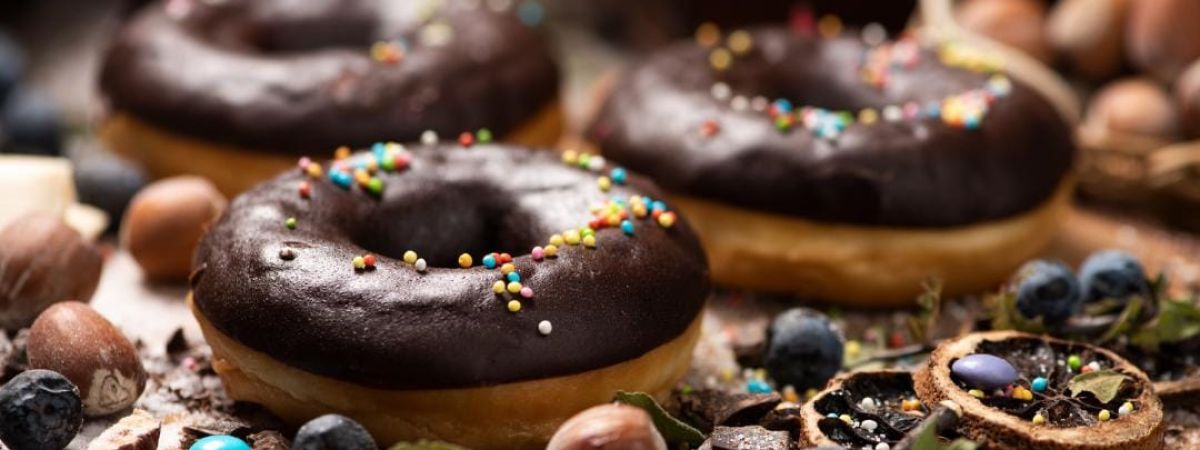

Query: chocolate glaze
190;144;710;389
589;28;1076;227
99;0;559;154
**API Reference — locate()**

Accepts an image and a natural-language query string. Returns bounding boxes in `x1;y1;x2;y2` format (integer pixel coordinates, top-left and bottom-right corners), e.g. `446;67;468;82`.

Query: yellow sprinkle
839;414;852;424
458;253;473;268
306;162;323;178
582;235;597;248
543;244;558;257
507;300;521;312
403;250;418;264
817;15;842;39
354;169;370;186
334;146;351;160
561;150;578;165
564;230;581;245
633;204;648;218
1098;410;1111;422
492;281;505;294
597;176;612;192
507;281;523;294
720;367;735;381
352;256;365;270
657;212;676;228
901;399;922;412
782;386;799;403
500;263;516;274
709;48;732;71
858;108;878;124
695;22;721;47
844;340;861;359
605;214;620;227
727;30;753;55
549;234;564;247
1032;413;1046;425
804;388;819;400
968;389;984;398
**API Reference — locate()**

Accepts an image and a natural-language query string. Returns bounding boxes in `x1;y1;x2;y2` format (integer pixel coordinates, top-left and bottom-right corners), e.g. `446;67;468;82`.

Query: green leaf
908;411;978;450
388;441;471;450
908;278;943;344
1067;369;1128;404
613;391;706;448
1098;296;1143;343
987;292;1046;334
1132;299;1200;349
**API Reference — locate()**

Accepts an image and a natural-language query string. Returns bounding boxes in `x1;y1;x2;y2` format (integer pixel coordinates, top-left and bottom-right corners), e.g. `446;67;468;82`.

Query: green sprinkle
1068;355;1082;371
285;217;297;230
476;128;493;143
367;178;384;195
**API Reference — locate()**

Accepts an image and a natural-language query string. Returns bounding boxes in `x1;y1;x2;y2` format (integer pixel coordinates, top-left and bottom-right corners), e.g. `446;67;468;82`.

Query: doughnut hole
346;182;544;268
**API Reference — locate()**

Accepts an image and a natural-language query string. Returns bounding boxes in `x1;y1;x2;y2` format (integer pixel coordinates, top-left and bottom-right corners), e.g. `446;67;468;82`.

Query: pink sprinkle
532;246;544;261
520;287;534;298
297;157;311;170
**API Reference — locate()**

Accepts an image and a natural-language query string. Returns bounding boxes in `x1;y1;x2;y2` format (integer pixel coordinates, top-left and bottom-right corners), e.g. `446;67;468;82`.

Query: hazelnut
1084;78;1179;140
1046;0;1129;79
1127;0;1200;82
1175;59;1200;138
0;213;102;330
955;0;1054;64
27;301;147;417
547;404;667;450
121;176;225;282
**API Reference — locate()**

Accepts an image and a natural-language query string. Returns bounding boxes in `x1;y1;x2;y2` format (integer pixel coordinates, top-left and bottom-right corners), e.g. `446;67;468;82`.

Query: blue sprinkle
746;378;773;394
1031;377;1047;393
651;200;667;212
330;170;352;189
826;413;839;419
610;167;627;185
190;435;252;450
506;271;521;282
482;254;497;269
964;115;981;130
925;101;941;118
372;142;386;158
621;220;635;236
517;1;544;27
772;98;793;114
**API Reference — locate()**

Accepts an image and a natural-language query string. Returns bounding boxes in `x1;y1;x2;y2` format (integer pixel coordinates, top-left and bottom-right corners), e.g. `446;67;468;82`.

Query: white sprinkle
421;130;439;145
415;258;428;272
538;320;553;335
710;82;732;101
586;155;606;172
1119;403;1134;416
730;95;749;111
419;22;454;47
883;105;903;122
750;96;769;112
859;397;877;410
486;0;512;11
861;419;878;432
875;443;890;450
1087;361;1101;372
861;23;887;46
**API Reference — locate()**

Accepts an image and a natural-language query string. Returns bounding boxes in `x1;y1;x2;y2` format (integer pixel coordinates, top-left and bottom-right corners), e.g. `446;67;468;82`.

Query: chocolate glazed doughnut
589;28;1077;306
188;143;709;449
99;0;561;196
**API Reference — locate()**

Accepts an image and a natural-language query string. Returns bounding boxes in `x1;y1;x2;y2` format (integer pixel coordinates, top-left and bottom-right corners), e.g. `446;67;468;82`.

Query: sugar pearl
421;130;439;145
538;320;552;335
861;419;878;432
414;258;427;272
859;397;877;410
875;443;890;450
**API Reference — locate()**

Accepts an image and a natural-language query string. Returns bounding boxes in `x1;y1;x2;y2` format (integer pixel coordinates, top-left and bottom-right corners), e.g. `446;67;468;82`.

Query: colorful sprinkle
284;217;297;230
531;246;544;261
582;234;597;248
458;132;474;147
1031;377;1047;393
1067;355;1082;371
695;22;721;47
561;150;578;165
1119;402;1134;416
507;300;521;312
353;256;366;270
621;219;635;236
476;128;493;143
334;146;351;160
507;281;523;294
482;254;498;269
727;30;753;55
657;211;677;228
597;176;612;192
1098;410;1111;422
403;250;418;265
543;244;558;257
366;177;384;195
506;271;521;283
520;287;534;298
700;119;721;137
415;258;427;272
709;48;732;71
421;130;439;145
609;167;627;184
458;253;473;268
1012;386;1033;401
492;280;506;294
500;263;515;274
564;230;581;246
1032;413;1046;425
370;41;405;64
538;320;552;335
746;378;773;394
362;254;376;268
968;389;984;398
901;399;921;412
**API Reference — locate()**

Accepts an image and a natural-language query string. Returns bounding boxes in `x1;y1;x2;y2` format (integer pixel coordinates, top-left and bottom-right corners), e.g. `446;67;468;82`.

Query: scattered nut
121;176;226;282
547;404;667;450
956;0;1054;64
27;301;147;417
1126;0;1200;82
0;212;103;330
1084;78;1179;140
87;409;161;450
1046;0;1129;79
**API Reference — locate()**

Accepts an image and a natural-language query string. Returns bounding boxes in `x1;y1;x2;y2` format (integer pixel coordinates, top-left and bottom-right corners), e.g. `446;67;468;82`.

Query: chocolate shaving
759;404;803;435
248;430;291;450
0;329;28;383
166;328;189;362
677;389;781;431
86;409;161;450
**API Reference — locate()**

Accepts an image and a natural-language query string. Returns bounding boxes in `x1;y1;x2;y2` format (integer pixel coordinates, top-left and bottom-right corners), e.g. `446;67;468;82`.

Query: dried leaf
614;391;706;448
1067;370;1128;404
1132;299;1200;349
1098;297;1143;343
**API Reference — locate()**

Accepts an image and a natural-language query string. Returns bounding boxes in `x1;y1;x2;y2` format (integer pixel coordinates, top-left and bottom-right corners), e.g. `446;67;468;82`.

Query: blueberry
0;369;83;450
1;87;62;156
72;147;148;232
0;30;22;104
1079;250;1149;304
764;308;844;391
1013;260;1081;324
293;414;377;450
